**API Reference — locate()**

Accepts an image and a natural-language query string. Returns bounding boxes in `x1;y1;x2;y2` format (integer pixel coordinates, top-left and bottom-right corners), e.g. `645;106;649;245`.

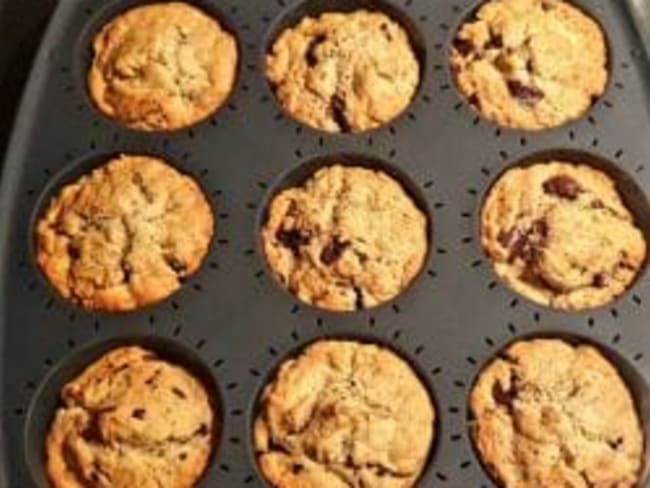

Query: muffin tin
2;0;650;486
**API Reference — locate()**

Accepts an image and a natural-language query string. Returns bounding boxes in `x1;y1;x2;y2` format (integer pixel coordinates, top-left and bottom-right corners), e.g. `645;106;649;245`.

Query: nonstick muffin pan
2;0;650;486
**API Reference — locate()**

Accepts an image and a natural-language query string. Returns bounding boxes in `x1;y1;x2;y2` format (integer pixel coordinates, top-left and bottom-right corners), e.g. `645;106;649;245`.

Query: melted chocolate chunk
543;175;583;200
593;273;609;288
608;437;624;450
509;220;547;263
353;286;364;310
492;380;517;410
507;80;544;106
590;199;605;209
497;228;518;248
68;244;80;260
276;228;310;256
330;95;351;132
195;423;209;436
380;22;393;42
320;238;349;265
306;34;327;67
486;34;504;49
165;256;187;273
171;387;187;399
541;0;555;11
468;93;481;110
453;37;474;56
131;408;146;419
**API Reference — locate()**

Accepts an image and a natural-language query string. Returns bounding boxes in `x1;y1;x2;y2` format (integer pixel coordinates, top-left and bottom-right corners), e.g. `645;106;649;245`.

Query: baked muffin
481;161;646;310
88;2;238;131
261;165;428;311
266;10;420;132
450;0;608;130
36;155;214;311
470;339;643;488
254;340;435;488
46;346;216;488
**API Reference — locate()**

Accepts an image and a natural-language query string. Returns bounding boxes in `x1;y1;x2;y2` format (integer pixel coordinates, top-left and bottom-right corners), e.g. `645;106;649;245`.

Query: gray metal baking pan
2;0;650;486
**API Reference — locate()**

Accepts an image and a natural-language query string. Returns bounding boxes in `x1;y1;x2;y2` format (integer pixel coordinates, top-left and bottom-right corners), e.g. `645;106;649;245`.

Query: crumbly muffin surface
471;339;643;488
450;0;608;130
254;340;435;488
46;346;215;488
266;10;420;132
37;155;214;311
89;2;238;131
262;165;428;311
481;162;646;310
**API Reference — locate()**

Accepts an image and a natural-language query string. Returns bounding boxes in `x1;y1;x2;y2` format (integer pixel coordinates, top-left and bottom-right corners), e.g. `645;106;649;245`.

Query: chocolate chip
380;22;393;42
196;423;209;436
509;220;547;263
353;286;364;310
591;199;605;209
120;260;132;282
531;219;548;238
320;238;349;265
453;37;474;56
492;381;517;410
276;228;310;256
541;0;555;11
507;80;544;106
608;437;624;450
68;244;80;259
132;408;146;419
291;463;304;474
486;34;503;49
171;387;187;399
330;94;351;132
497;228;518;248
593;273;609;288
468;93;481;110
165;256;187;273
306;34;326;67
543;175;582;200
179;452;188;461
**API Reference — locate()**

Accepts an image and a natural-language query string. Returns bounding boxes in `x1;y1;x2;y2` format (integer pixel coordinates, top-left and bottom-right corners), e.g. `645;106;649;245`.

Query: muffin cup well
478;149;650;312
76;0;242;133
29;151;217;313
256;153;434;314
24;334;223;488
466;331;650;488
248;334;440;488
261;0;428;135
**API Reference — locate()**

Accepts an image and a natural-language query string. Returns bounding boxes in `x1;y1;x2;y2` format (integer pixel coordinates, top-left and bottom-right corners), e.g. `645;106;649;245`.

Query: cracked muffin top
261;165;428;312
450;0;608;130
266;10;420;133
36;155;214;312
88;2;238;131
470;339;643;488
46;346;215;488
254;340;435;488
481;161;646;311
